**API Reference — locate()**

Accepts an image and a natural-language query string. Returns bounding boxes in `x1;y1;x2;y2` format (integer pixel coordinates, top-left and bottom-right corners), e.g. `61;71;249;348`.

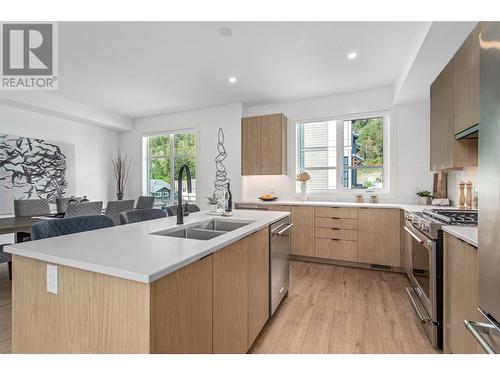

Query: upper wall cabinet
430;25;481;171
241;113;287;175
453;24;481;135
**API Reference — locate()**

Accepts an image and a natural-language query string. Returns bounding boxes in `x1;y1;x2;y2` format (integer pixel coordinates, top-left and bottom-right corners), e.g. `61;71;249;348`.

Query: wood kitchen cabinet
290;206;315;257
443;233;480;354
357;208;401;267
453;23;483;135
241;113;287;175
213;240;248;354
246;228;270;348
150;255;213;354
430;27;479;171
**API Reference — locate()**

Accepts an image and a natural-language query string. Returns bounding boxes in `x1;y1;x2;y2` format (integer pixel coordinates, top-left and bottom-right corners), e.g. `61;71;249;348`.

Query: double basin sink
151;219;254;241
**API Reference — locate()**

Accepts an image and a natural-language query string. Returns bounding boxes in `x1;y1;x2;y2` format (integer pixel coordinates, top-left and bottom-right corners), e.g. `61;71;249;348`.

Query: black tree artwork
0;134;69;201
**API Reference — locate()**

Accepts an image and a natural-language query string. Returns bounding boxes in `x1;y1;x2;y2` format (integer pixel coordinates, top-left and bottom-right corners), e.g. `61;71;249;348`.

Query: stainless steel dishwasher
270;217;293;315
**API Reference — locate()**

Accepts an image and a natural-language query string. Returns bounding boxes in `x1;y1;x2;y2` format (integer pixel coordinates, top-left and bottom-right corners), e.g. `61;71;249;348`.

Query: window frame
295;110;390;196
142;128;197;206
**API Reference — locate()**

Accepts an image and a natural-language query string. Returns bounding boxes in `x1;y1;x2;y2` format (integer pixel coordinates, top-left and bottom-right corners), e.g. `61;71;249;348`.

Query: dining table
0;216;53;243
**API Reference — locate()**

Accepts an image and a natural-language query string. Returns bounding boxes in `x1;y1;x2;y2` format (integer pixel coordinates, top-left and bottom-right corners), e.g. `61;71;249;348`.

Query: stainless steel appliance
404;208;478;350
270;217;293;315
464;22;500;354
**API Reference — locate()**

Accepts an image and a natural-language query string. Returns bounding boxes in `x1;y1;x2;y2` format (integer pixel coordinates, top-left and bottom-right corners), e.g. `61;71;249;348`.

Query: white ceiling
54;22;431;118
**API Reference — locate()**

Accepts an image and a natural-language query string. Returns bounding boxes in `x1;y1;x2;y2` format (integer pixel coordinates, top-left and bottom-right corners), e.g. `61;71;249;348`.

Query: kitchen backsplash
447;167;478;207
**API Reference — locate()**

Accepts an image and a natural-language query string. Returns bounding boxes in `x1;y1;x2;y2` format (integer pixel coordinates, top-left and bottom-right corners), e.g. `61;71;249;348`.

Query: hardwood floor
250;260;437;354
0;260;436;354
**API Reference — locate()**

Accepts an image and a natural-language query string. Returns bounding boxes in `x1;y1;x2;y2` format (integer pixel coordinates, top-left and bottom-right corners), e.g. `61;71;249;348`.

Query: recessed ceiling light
347;51;358;60
229;77;237;84
218;27;232;37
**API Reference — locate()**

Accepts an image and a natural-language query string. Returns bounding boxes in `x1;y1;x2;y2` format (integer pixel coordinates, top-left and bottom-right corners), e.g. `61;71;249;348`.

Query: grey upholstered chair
65;201;103;218
0;245;12;280
104;200;135;225
14;199;51;217
55;197;82;214
136;196;155;209
31;215;114;241
165;203;200;217
119;208;167;225
13;198;51;242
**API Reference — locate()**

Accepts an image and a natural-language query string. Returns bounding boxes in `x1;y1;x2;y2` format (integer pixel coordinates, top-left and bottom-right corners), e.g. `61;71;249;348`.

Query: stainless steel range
403;208;477;350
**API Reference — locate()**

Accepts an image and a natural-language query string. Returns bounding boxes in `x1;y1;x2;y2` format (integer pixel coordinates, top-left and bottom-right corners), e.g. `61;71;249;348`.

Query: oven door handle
404;226;433;250
464;320;498;354
405;286;434;326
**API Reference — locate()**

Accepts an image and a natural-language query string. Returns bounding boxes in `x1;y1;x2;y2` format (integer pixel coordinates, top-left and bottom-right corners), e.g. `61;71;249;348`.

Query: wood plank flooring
250;260;437;354
0;260;436;354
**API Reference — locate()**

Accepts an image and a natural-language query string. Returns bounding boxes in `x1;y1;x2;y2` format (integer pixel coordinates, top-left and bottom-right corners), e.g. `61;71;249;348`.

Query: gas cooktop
423;209;478;225
405;208;477;239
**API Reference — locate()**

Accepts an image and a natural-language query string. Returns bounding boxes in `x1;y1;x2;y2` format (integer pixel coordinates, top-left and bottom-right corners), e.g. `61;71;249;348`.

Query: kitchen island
5;210;289;354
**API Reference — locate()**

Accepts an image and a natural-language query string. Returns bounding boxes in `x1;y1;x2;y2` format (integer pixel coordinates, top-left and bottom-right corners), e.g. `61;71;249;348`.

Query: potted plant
206;194;218;213
296;171;311;201
416;190;433;205
111;148;132;200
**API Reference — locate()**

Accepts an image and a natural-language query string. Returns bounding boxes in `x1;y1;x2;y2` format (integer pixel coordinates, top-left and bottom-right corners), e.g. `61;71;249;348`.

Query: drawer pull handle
331;217;340;219
331;238;340;241
330;227;339;230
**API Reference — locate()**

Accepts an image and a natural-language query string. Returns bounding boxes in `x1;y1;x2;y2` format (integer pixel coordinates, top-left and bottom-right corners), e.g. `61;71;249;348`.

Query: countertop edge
5;211;290;284
442;226;478;248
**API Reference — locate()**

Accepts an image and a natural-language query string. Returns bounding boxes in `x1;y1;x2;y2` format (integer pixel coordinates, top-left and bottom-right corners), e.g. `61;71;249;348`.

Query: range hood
455;124;479;139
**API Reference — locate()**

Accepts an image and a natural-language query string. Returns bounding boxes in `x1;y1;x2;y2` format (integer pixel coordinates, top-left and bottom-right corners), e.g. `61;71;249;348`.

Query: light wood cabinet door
241;116;262;175
213;241;248;353
430;60;455;171
315;238;357;262
150;255;213;354
357;208;401;267
453;23;481;135
245;228;270;348
290;206;315;257
444;233;480;354
261;114;287;175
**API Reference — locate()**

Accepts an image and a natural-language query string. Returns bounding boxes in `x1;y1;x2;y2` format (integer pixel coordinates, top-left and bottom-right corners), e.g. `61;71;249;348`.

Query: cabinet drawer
315;227;357;241
315;217;358;230
315;238;357;262
315;207;358;219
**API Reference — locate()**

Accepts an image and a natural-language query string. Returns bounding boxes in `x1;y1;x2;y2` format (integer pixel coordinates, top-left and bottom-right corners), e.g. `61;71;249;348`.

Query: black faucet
177;164;192;225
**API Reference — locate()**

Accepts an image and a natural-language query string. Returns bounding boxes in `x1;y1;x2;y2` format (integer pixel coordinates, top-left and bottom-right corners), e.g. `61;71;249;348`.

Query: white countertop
5;210;289;284
442;226;478;248
235;199;445;213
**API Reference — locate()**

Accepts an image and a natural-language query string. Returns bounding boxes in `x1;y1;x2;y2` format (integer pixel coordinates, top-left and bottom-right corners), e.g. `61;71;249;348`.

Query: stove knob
420;223;429;232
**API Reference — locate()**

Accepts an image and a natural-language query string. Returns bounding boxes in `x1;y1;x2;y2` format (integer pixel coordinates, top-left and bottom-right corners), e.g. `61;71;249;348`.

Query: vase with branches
111;148;132;200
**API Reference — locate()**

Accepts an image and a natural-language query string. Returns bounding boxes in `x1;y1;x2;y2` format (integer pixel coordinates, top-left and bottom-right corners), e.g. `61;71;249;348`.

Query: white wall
0;104;120;207
120;103;243;209
394;101;434;203
242;88;433;203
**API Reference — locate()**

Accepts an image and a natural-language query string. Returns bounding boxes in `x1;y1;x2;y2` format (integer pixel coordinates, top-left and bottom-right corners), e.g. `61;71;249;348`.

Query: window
297;113;386;193
143;130;196;205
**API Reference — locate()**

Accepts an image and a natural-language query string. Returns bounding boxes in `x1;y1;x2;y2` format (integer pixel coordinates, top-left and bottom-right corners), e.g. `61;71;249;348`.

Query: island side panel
12;255;150;353
150;255;213;354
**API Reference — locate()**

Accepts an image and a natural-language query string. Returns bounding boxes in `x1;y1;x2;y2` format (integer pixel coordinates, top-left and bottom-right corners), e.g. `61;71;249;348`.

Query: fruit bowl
258;195;278;201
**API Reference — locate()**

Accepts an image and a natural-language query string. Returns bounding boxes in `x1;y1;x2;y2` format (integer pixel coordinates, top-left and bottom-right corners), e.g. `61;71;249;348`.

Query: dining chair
0;245;12;281
104;200;135;225
65;201;103;218
55;197;82;214
119;208;167;225
14;199;51;217
13;198;51;242
135;196;155;209
31;215;114;240
165;203;200;217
